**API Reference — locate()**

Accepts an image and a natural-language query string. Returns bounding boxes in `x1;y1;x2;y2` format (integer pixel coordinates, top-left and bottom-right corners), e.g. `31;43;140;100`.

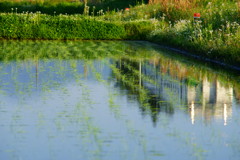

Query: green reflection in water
1;40;240;125
0;40;240;160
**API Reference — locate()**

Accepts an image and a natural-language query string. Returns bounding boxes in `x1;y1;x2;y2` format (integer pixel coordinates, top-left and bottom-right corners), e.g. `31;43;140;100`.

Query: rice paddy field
0;40;240;160
0;1;240;160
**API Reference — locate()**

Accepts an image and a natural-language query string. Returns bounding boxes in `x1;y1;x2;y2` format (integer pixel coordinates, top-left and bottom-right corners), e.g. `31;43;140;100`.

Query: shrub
0;13;126;40
124;20;156;39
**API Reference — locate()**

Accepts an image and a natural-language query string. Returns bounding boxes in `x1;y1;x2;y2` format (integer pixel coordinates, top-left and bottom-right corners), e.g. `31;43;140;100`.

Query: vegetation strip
152;43;240;71
0;0;239;68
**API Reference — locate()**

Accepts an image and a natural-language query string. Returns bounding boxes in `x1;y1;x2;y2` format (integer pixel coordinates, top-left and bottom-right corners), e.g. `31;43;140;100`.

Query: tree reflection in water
1;40;240;160
111;52;238;126
0;40;239;126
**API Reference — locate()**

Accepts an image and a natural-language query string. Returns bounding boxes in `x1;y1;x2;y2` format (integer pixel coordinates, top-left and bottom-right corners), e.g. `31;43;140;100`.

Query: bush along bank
0;13;155;40
0;13;128;40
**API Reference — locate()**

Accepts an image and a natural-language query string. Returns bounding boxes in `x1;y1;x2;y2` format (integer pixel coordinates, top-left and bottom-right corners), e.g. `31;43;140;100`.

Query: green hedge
124;21;155;40
0;14;128;40
0;13;155;40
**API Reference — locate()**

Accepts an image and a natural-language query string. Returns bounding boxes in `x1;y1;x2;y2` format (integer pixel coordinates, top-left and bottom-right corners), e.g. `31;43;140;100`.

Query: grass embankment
144;0;240;67
102;0;239;67
0;14;126;40
0;0;239;67
0;13;155;40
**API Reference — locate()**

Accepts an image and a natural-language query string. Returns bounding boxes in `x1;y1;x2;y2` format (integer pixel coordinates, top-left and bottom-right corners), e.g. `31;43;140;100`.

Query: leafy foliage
0;14;127;40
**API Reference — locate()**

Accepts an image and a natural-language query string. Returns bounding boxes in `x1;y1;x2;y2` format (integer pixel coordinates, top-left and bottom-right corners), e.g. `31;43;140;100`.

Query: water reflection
113;54;238;126
187;79;233;125
0;40;240;160
1;40;239;126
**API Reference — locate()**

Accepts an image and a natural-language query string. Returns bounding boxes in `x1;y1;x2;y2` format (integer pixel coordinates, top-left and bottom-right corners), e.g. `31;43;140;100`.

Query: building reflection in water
113;55;237;126
188;78;233;125
190;101;195;124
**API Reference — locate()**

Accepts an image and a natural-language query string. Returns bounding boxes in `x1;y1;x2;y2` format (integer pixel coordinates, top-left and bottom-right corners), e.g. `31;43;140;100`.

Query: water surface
0;40;240;160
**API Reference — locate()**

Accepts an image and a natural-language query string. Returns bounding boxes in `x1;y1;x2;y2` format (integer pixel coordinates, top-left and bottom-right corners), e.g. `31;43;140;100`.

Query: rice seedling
1;38;240;159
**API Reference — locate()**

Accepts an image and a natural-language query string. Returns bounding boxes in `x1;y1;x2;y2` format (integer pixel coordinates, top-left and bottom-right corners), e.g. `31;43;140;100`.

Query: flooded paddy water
0;40;240;160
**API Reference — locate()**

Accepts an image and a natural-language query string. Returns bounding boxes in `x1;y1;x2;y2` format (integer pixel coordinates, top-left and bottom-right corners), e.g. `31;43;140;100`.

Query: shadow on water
0;40;240;126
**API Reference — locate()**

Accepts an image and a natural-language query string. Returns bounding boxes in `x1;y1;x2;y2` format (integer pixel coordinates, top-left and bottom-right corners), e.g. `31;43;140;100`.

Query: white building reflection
135;59;236;125
190;101;195;124
188;78;233;125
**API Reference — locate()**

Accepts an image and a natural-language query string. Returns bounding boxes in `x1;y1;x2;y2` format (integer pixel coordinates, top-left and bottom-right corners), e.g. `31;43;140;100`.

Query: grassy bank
0;13;155;40
99;0;240;66
0;13;125;40
0;0;239;67
143;0;240;66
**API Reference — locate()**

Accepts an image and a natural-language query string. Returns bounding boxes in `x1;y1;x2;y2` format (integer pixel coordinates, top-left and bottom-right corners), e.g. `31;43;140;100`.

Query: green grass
0;1;85;15
0;12;156;40
0;13;127;40
0;0;146;15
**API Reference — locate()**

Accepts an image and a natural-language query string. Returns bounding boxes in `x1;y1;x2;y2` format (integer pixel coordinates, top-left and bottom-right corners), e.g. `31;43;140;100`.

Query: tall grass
145;0;240;66
148;27;240;65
